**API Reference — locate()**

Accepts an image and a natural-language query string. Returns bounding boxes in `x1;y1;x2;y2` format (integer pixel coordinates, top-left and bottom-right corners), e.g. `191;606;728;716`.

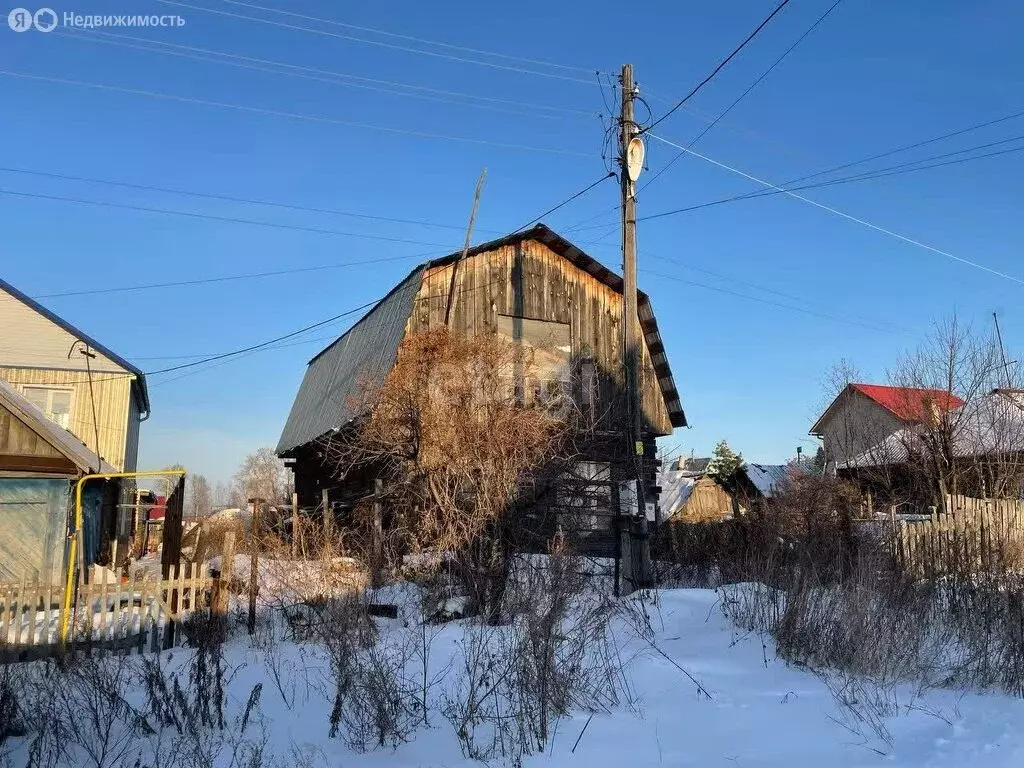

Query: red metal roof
850;383;965;422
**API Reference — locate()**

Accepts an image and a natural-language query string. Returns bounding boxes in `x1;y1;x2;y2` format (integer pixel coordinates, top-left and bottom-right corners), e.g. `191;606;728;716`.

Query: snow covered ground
6;587;1024;766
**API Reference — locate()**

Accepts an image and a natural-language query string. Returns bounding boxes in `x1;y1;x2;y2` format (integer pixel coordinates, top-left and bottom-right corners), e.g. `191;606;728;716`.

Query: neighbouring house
810;383;965;468
659;457;798;523
839;388;1024;507
276;225;686;554
0;278;150;472
0;378;119;583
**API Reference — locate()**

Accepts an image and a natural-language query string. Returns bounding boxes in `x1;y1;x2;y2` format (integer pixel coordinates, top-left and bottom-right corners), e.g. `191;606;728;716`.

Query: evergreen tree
707;440;744;483
812;446;826;473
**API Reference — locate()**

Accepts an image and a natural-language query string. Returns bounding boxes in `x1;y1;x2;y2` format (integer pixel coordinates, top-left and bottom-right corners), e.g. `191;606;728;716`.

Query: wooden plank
13;577;26;646
99;573;108;641
26;579;38;646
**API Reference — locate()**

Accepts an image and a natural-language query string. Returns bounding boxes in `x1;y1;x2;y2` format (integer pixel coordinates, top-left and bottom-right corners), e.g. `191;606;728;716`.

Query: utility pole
620;64;642;465
619;63;651;589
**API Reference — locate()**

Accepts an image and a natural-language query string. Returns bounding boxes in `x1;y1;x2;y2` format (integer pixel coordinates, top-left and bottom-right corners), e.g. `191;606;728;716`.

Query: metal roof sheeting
276;268;424;455
742;463;791;498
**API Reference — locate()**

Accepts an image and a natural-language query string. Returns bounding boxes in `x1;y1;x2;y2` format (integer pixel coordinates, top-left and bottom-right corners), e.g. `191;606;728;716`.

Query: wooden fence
0;563;224;662
894;494;1024;578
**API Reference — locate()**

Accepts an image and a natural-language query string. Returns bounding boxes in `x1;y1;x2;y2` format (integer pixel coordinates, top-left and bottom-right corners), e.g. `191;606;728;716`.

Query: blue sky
3;0;1023;482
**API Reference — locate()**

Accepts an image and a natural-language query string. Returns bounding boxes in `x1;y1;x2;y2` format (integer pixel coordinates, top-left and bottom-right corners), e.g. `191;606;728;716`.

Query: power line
218;0;601;75
58;28;593;120
645;252;912;334
145;299;381;375
641;268;910;334
511;172;616;233
636;133;1024;223
27;168;621;300
646;132;1024;286
643;0;792;135
0;165;507;235
32;253;435;299
156;0;601;85
0;70;594;157
790;107;1024;186
641;0;843;192
0;187;458;247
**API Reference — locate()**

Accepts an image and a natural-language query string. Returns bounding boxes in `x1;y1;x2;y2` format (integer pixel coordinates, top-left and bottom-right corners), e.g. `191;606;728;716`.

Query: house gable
0;378;115;475
0;279;149;414
276;225;686;456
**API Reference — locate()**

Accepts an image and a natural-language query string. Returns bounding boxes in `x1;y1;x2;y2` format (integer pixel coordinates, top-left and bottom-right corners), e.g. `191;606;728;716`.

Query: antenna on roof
993;311;1013;388
444;169;487;327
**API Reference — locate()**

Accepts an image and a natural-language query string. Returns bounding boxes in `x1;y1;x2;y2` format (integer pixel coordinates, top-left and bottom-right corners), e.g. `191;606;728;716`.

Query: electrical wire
644;252;913;334
0;165;507;236
0;70;594;158
27;172;623;300
646;132;1024;286
643;0;792;135
58;28;593;120
217;0;602;75
641;0;843;192
32;253;435;299
790;107;1024;186
510;173;616;233
156;0;601;85
640;268;909;334
0;187;457;247
144;299;381;376
636;133;1024;224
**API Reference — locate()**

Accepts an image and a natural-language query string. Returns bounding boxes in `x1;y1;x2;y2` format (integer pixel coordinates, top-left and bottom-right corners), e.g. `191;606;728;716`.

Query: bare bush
46;655;139;768
444;541;630;763
321;328;585;623
0;663;26;764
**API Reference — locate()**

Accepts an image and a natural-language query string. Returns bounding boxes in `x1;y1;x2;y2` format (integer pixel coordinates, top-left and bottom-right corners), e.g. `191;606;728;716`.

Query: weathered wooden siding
0;367;132;471
406;240;674;436
0;401;78;475
0;478;69;583
671;477;736;523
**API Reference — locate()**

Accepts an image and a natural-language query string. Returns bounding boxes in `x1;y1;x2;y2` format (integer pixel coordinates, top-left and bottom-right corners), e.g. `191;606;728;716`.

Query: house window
557;461;613;531
496;315;572;382
23;386;73;430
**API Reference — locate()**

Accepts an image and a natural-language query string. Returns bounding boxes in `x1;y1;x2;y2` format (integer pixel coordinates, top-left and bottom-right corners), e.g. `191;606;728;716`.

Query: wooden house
276;225;686;552
0;278;150;472
0;378;118;583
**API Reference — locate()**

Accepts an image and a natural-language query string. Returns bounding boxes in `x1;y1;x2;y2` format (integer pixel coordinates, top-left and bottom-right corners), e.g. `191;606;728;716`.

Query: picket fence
894;494;1024;579
0;563;223;661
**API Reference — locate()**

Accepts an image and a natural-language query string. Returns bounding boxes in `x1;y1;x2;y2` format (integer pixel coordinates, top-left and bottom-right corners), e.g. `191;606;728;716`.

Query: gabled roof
277;224;686;455
0;278;149;414
0;377;117;474
841;390;1024;469
810;382;965;435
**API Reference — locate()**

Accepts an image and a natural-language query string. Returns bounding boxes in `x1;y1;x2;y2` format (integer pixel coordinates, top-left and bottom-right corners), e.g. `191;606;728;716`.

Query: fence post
248;501;260;636
214;531;235;622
